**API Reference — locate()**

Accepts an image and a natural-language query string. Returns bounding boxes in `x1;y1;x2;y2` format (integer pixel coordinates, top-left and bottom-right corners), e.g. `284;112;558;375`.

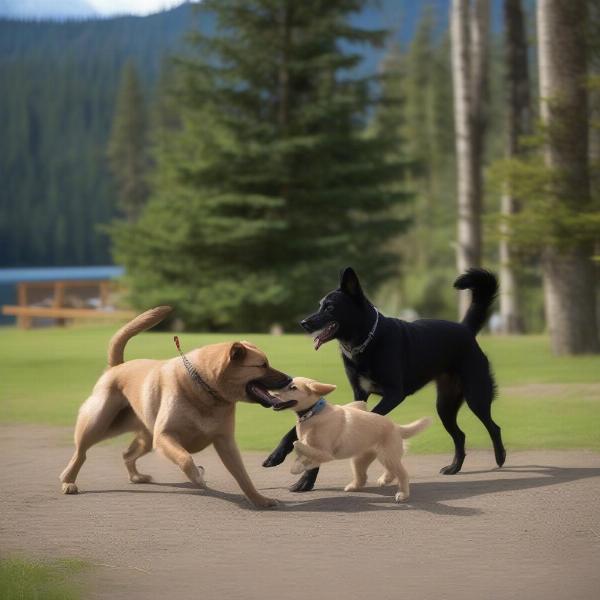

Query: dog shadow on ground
82;464;600;515
82;481;252;509
270;464;600;516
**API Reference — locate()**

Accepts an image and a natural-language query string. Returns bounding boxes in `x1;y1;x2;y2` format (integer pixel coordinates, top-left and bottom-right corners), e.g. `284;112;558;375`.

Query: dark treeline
0;3;207;266
0;1;501;269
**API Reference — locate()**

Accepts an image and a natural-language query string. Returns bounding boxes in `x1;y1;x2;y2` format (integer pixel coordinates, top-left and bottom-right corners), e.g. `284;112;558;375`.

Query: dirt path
1;425;599;600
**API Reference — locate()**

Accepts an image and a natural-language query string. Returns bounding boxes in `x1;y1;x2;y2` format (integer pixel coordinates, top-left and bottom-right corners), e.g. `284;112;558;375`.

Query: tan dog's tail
396;417;432;439
107;306;173;367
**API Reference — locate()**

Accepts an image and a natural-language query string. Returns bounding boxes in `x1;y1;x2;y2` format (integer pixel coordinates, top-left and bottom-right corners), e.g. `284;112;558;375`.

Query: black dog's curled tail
454;268;499;335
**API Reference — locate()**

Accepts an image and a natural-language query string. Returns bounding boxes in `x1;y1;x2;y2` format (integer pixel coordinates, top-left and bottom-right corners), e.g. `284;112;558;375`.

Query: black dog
263;267;505;492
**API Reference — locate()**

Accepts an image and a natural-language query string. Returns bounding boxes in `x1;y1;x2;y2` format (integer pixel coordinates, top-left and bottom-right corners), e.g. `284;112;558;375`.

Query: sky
90;0;189;16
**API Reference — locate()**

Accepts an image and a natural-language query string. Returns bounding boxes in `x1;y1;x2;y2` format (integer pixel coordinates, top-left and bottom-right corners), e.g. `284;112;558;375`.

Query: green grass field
0;558;87;600
1;325;599;453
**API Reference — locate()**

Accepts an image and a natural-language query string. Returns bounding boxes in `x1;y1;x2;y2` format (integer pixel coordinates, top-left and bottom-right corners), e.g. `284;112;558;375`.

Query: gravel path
1;425;599;600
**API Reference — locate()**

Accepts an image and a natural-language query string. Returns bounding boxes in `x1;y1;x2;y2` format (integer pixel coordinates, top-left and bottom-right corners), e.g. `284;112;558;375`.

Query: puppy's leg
345;450;376;492
154;433;206;488
213;434;278;509
436;375;466;475
293;441;334;464
123;430;153;483
394;462;410;503
377;449;410;502
288;442;334;492
377;470;396;487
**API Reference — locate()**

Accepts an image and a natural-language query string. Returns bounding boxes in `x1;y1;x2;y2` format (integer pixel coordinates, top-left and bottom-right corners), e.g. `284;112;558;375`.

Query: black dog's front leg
262;426;297;468
263;427;319;492
371;388;405;416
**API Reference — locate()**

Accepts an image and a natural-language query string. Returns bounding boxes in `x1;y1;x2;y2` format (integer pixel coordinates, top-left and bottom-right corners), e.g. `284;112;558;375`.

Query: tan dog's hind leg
124;431;153;483
154;433;206;488
345;450;376;492
60;391;128;494
213;435;278;509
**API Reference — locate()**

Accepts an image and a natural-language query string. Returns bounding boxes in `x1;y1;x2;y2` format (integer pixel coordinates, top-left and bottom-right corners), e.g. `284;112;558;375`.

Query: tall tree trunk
451;0;489;317
537;0;599;354
499;0;530;333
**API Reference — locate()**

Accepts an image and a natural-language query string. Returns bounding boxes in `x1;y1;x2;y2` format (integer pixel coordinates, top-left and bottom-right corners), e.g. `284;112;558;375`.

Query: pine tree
107;62;149;221
113;0;409;331
451;0;490;316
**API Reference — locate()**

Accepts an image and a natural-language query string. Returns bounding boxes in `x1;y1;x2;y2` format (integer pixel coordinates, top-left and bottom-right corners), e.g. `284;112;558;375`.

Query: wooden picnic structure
1;267;134;329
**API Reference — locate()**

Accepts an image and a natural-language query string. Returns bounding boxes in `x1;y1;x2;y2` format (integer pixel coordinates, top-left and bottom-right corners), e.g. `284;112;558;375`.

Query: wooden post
17;283;31;329
53;281;66;327
99;281;110;308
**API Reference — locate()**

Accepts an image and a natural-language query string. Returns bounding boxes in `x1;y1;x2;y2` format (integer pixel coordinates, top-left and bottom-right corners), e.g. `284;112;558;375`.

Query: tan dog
271;377;431;502
59;306;291;509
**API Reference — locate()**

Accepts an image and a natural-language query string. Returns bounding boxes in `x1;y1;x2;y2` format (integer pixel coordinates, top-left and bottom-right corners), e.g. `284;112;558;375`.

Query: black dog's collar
340;306;380;357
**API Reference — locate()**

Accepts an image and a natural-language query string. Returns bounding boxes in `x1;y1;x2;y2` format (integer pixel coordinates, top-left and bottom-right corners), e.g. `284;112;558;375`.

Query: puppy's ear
308;381;337;396
339;267;363;298
230;342;247;362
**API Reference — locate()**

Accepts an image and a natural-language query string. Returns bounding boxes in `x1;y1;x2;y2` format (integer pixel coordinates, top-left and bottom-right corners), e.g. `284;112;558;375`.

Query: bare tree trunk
537;0;599;354
451;0;489;317
499;0;530;333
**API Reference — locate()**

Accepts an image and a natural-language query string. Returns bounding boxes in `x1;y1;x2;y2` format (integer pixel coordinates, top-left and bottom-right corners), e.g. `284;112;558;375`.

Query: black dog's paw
495;447;506;468
289;471;317;492
263;447;288;468
439;462;462;475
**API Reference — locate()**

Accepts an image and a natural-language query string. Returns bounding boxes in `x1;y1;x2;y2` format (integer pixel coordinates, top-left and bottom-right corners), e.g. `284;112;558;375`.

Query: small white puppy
272;377;431;502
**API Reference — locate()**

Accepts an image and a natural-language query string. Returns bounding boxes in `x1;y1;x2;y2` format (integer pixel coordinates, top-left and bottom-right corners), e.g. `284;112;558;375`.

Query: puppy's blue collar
297;398;327;423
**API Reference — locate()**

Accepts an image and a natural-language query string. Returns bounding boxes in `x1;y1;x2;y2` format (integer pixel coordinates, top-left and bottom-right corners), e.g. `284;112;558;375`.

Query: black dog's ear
339;267;364;297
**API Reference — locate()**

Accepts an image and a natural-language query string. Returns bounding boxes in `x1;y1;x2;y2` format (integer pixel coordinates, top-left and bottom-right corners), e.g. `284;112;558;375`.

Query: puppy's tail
107;306;173;367
454;268;498;335
396;417;432;440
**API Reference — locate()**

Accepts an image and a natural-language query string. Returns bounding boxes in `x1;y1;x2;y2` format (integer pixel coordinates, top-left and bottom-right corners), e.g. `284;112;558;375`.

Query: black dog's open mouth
313;322;339;351
246;381;296;410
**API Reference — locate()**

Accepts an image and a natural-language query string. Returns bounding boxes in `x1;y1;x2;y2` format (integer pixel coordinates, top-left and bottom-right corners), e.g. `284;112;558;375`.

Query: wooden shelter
0;266;134;329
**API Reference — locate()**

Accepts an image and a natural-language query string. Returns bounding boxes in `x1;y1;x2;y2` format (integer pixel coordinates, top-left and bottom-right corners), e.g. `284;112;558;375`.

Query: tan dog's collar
174;336;224;402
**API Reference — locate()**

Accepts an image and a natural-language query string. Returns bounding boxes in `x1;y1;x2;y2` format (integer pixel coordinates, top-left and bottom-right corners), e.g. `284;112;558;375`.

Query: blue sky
91;1;188;16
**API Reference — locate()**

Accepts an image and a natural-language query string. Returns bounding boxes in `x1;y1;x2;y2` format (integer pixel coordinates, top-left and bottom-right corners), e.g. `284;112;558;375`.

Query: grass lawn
1;324;599;453
0;557;87;600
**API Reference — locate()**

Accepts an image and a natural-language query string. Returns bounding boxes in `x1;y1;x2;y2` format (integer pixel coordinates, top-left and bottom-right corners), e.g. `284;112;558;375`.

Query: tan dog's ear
230;342;247;362
308;381;337;396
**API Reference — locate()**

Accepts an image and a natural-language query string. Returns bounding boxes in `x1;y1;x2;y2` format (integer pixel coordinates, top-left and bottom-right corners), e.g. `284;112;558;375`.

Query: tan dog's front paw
251;495;280;510
130;474;153;484
191;465;206;488
62;483;78;495
395;492;409;503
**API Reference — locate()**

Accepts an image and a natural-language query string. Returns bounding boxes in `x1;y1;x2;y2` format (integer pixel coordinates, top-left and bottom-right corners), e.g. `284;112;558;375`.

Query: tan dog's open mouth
313;322;339;350
246;381;296;410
